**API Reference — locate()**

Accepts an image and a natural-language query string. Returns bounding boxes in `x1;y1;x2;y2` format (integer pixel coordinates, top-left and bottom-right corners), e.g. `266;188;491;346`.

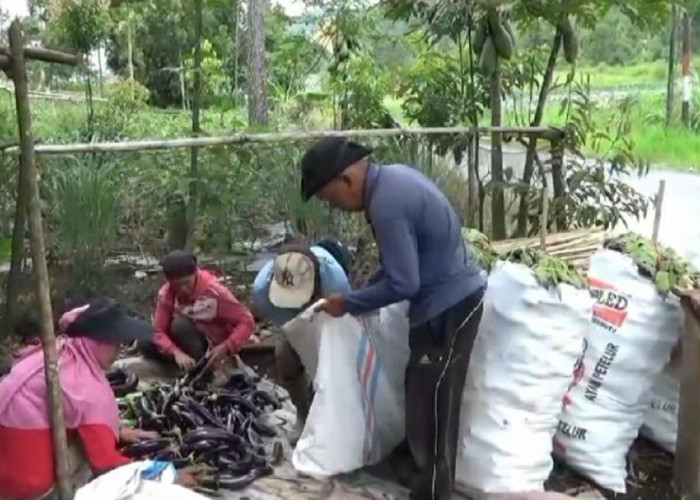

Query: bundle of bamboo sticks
493;229;607;271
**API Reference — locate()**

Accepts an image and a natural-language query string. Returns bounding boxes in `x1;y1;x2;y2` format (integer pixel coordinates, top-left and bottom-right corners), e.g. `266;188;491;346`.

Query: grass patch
553;57;700;90
632;125;700;169
498;91;700;170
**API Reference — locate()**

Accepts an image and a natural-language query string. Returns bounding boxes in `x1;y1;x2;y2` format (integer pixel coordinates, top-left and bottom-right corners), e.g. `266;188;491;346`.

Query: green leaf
655;271;672;295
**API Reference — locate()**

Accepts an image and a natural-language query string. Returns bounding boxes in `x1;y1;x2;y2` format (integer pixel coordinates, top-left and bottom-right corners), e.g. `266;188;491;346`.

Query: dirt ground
546;439;676;499
0;262;681;499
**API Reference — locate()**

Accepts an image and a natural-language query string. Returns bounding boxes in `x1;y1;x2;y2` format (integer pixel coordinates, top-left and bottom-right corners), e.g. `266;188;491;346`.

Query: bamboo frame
6;22;74;500
0;45;82;66
2;126;565;156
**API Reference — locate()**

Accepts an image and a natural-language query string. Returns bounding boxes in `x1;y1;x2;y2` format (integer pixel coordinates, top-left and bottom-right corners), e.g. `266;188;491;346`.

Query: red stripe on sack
362;344;375;387
588;278;612;290
593;304;627;328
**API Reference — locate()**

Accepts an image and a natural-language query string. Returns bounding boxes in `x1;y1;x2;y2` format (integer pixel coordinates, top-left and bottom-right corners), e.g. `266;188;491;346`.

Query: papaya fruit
479;36;497;78
472;17;488;55
559;17;579;64
487;8;513;60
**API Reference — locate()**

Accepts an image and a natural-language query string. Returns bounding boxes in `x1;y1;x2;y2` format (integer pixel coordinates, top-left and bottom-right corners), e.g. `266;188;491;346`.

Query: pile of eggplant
114;360;284;492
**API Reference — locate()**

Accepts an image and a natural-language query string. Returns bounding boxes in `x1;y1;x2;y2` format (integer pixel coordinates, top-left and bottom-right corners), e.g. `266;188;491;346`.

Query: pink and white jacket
153;269;255;357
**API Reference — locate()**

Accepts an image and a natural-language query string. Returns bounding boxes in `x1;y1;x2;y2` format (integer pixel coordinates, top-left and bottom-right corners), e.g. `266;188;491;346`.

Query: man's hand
175;465;212;488
175;468;199;488
206;343;230;368
119;427;160;444
173;350;196;371
316;294;346;317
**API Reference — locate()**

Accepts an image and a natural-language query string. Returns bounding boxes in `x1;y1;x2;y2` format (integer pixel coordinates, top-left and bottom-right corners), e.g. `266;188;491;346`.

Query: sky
0;0;308;24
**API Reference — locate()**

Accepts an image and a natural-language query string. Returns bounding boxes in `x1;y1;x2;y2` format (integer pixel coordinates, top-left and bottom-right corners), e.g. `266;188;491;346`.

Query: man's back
366;164;485;325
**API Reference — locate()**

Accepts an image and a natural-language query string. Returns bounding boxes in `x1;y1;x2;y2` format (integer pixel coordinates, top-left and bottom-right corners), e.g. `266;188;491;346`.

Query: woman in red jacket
0;298;162;499
141;251;256;375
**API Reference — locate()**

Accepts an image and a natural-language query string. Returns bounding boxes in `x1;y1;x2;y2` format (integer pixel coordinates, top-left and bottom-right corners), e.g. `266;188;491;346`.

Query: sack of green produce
555;234;691;493
456;257;592;495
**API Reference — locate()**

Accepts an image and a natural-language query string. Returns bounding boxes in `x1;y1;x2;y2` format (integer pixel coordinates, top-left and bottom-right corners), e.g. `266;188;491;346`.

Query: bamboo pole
0;45;81;66
652;180;666;245
8;21;72;500
540;189;549;250
3;126;566;156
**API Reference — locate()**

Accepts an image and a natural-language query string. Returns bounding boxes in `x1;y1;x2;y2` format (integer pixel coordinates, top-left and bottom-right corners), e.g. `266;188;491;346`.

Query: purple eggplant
121;438;172;458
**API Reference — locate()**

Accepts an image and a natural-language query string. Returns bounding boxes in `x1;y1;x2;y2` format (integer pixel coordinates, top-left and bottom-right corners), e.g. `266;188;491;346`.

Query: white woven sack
555;249;682;492
456;261;592;495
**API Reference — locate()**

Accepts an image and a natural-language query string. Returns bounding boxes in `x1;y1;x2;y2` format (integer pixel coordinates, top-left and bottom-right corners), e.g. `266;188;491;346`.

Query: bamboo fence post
675;292;700;496
652;180;666;245
540;188;549;250
8;21;73;500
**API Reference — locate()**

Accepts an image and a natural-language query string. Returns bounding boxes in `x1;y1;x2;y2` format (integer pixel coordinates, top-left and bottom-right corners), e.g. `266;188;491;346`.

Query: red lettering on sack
588;278;629;331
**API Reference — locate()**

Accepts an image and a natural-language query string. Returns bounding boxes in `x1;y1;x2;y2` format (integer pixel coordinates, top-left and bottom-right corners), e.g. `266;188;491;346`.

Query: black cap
300;138;371;201
64;297;152;344
161;250;198;280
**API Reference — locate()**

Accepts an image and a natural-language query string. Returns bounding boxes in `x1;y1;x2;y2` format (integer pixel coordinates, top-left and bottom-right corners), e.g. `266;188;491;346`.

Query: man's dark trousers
405;288;485;500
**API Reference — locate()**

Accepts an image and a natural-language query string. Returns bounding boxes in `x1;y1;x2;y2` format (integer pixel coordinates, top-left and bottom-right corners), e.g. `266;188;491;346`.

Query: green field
554;57;700;89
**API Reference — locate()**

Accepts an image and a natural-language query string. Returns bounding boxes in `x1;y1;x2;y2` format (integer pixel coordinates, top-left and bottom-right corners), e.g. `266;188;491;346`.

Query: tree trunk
232;0;240;102
490;60;506;240
186;0;204;251
515;29;562;237
681;10;692;127
467;135;479;228
247;0;269;126
550;141;566;231
97;43;103;94
667;6;678;125
5;157;27;337
127;16;134;80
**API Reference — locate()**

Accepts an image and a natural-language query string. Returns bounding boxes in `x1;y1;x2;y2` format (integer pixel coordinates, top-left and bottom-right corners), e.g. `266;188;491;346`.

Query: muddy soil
546;438;676;499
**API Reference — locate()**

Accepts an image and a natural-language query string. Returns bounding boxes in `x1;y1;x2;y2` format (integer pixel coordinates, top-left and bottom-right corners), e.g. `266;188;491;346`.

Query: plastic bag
74;461;205;500
282;301;410;477
555;250;682;492
456;261;592;494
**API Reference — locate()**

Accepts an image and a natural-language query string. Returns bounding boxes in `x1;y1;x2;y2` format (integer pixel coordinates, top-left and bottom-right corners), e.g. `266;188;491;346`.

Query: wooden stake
540;189;549;250
0;45;81;66
652;180;666;245
8;21;72;500
675;293;700;496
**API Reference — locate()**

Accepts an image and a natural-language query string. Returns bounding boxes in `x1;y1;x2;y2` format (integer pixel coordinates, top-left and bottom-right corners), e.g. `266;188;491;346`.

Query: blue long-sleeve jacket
343;164;485;327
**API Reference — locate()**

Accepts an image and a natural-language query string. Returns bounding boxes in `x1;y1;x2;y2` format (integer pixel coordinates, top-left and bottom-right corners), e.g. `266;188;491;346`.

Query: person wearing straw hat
300;137;487;500
252;238;352;423
0;298;202;499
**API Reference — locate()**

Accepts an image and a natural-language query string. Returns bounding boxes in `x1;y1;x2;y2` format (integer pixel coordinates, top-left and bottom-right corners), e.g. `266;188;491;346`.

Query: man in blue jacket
252;239;352;423
301;137;486;500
